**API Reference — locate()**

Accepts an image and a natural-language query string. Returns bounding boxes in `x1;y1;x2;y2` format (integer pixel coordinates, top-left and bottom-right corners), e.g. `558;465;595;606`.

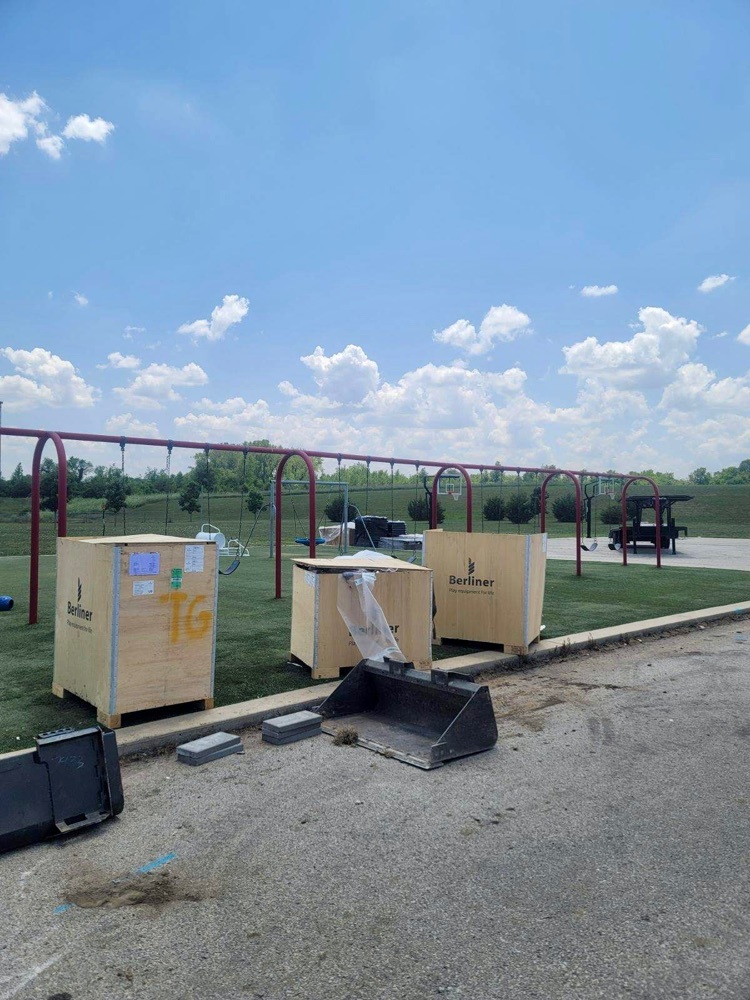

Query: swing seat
295;537;327;546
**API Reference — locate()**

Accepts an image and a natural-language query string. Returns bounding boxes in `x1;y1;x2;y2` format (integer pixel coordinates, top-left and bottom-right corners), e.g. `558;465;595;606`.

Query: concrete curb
117;683;338;758
108;598;747;758
1;581;746;764
433;600;750;679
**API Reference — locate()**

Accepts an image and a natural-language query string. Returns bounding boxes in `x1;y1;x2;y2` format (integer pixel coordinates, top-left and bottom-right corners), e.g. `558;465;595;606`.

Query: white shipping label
304;571;316;587
133;580;155;596
184;544;205;573
129;552;160;576
542;533;548;553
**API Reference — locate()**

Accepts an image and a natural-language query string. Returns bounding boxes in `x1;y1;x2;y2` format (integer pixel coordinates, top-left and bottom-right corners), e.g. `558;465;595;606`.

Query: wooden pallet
52;683;214;730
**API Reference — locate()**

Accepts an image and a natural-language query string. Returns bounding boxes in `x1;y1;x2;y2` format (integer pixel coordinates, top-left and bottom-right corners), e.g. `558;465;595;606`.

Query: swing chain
204;447;211;529
164;441;173;534
390;460;395;526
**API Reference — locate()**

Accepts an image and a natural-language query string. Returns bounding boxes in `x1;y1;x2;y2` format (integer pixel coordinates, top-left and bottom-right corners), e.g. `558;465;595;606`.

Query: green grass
1;550;748;754
1;481;748;557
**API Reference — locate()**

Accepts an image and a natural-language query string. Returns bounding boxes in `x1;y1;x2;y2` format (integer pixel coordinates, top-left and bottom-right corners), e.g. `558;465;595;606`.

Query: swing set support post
620;476;662;569
29;431;68;624
540;471;582;577
429;465;473;531
274;450;318;599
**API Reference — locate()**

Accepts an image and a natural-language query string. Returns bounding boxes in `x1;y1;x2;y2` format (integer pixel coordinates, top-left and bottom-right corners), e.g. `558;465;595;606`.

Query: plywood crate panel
290;556;433;679
423;530;546;652
54;534;218;727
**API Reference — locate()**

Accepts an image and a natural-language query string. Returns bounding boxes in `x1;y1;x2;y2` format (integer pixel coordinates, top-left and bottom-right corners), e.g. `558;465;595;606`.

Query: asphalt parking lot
2;620;749;1000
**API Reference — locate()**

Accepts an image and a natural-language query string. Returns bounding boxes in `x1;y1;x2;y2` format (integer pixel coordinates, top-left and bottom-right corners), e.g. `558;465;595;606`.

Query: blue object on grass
0;596;13;611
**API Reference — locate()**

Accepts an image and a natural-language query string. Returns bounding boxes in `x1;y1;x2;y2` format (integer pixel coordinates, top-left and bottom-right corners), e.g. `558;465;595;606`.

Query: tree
7;463;31;498
246;488;266;514
688;467;712;485
599;500;637;525
505;493;533;524
67;456;93;485
482;496;505;521
103;472;127;515
552;493;578;522
178;481;201;520
324;495;357;523
407;496;445;524
39;458;75;512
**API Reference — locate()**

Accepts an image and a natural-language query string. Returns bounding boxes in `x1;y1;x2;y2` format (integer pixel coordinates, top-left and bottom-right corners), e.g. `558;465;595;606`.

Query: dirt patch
65;870;211;909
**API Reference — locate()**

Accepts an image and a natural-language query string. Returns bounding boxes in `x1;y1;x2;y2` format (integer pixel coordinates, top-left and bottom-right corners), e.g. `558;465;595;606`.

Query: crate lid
62;534;211;545
292;555;430;572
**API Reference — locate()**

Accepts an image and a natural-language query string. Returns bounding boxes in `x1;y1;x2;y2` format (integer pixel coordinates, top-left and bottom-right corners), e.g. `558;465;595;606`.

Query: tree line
1;446;749;514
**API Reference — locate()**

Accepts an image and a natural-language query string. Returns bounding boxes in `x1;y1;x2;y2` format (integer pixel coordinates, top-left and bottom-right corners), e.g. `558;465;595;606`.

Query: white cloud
738;325;750;346
123;325;146;340
36;134;64;159
105;413;160;438
659;363;750;415
74;292;89;307
177;294;249;342
0;92;114;159
0;346;99;410
698;274;735;293
560;306;703;386
113;362;208;410
0;92;46;155
97;352;141;370
713;331;729;339
297;344;380;404
62;114;115;143
580;284;618;298
434;304;531;355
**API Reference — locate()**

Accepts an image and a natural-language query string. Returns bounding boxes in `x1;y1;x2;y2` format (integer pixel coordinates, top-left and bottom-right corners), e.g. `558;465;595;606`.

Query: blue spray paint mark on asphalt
134;852;177;875
53;903;74;914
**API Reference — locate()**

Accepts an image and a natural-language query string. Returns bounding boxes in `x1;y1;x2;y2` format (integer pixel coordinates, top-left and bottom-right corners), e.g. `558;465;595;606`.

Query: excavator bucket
318;658;498;769
0;726;124;854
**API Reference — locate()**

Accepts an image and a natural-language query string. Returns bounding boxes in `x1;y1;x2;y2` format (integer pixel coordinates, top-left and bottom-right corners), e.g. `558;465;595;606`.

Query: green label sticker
170;567;183;590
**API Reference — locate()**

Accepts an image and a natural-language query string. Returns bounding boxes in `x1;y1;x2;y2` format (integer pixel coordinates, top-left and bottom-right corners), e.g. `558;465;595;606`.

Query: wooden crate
53;534;218;727
290;556;433;679
423;530;547;653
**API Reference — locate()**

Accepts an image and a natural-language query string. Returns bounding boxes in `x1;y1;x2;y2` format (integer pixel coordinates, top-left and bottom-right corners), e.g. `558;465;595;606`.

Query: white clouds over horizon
113;362;208;410
3;298;748;476
0;91;114;159
580;284;618;297
178;294;249;342
97;352;141;370
560;306;703;386
698;274;735;293
434;304;531;355
0;346;99;410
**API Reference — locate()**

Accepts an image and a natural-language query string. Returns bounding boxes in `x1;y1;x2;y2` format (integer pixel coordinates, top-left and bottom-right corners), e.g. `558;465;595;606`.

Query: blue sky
1;0;748;477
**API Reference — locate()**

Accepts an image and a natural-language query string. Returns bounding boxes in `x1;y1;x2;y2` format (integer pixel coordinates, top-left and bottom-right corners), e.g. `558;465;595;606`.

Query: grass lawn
2;481;750;556
1;549;748;754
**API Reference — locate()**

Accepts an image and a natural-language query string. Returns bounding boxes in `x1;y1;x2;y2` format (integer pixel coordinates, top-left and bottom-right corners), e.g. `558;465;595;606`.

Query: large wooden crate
53;534;218;727
423;530;546;653
290;556;433;679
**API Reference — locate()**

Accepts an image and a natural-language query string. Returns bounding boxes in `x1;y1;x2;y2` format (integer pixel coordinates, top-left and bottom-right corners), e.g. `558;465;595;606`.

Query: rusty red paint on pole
430;465;473;531
540;471;582;577
28;432;69;624
274;450;318;599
